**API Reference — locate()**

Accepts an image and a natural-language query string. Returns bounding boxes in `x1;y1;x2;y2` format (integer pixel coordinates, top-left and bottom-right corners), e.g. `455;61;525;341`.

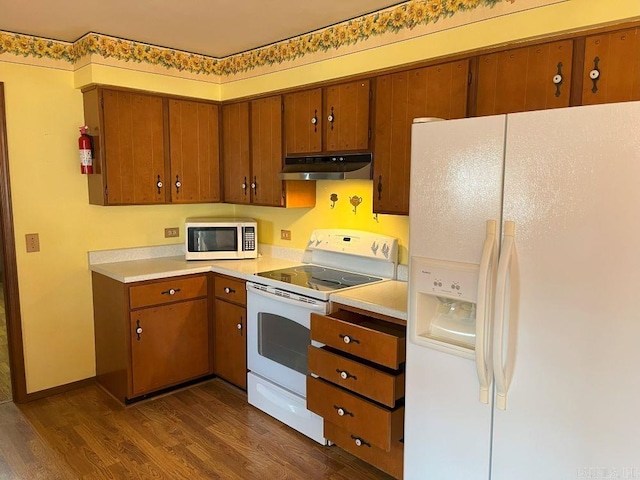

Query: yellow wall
0;61;234;393
1;0;639;393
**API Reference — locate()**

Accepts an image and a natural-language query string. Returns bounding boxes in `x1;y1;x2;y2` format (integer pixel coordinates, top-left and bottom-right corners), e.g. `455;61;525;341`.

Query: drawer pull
336;369;357;380
333;405;354;417
224;287;236;294
350;435;371;448
161;288;181;296
339;334;360;345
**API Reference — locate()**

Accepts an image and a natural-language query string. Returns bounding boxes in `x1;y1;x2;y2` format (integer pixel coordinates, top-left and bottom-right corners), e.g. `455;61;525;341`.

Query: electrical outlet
164;227;180;238
280;229;292;241
25;233;40;253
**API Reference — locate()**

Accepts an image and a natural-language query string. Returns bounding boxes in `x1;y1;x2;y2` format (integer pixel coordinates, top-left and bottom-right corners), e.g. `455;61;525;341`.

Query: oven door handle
247;283;328;312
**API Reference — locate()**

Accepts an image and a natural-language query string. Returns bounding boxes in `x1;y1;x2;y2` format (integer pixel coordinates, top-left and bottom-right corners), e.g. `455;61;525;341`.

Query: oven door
247;282;328;397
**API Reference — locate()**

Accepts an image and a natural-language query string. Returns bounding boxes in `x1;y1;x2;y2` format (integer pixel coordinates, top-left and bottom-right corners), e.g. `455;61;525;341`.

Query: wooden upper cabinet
222;102;251;205
582;27;640;105
168;99;221;203
86;89;166;205
324;80;371;152
476;40;573;116
250;96;284;206
284;88;322;155
373;60;469;215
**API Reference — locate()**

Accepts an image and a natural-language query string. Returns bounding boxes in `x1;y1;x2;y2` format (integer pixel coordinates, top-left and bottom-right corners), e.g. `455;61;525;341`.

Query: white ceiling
0;0;406;58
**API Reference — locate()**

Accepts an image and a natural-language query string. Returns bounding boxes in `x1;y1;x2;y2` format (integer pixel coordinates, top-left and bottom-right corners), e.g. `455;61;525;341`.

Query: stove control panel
307;229;398;262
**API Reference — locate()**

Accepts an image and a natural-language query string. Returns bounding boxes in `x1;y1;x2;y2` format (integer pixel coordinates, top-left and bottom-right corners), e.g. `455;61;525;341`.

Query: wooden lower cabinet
214;300;247;389
92;272;212;403
308;304;406;479
213;275;247;389
324;421;404;480
130;299;209;396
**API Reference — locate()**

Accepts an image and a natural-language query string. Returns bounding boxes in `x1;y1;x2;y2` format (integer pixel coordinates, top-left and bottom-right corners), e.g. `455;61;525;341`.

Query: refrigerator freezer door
405;115;506;479
491;101;640;479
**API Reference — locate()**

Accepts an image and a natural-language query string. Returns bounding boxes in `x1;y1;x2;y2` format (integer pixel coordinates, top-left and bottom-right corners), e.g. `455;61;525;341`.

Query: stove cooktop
256;265;382;292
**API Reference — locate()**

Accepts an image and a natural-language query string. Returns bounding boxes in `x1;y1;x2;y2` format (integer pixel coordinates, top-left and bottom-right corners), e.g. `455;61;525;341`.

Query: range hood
278;153;372;180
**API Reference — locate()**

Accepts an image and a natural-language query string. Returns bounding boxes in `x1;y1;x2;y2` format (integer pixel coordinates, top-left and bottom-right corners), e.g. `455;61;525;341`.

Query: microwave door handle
247;284;327;312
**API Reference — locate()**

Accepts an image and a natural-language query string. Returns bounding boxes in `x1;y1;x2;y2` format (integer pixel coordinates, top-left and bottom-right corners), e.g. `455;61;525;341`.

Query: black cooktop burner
257;265;382;291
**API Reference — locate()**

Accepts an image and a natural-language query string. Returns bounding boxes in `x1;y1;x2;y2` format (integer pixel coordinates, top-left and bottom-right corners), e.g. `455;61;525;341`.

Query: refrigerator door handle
475;219;497;404
493;220;516;410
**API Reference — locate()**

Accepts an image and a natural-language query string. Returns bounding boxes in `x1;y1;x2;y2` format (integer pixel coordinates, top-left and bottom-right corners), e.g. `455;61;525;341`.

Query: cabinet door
284;88;322;155
222;102;251;204
168;100;221;203
214;301;247;390
130;298;210;397
102;90;166;205
476;40;573;116
324;80;371;152
373;61;469;215
251;96;284;206
582;27;640;105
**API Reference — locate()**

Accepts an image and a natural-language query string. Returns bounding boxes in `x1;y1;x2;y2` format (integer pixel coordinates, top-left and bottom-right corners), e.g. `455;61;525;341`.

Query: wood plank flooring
0;286;11;404
0;379;394;479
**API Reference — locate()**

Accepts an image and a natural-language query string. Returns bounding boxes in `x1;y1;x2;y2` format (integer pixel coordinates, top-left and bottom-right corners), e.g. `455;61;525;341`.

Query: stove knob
371;242;379;255
381;243;390;258
316;233;323;245
309;233;316;247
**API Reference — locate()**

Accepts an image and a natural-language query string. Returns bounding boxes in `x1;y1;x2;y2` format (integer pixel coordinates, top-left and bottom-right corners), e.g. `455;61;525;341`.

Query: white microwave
185;217;258;260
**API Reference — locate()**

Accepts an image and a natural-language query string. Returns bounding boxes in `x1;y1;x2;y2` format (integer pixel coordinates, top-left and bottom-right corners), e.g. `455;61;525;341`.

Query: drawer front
308;346;404;408
307;376;404;451
310;312;406;369
130;275;207;309
214;276;247;306
324;421;403;479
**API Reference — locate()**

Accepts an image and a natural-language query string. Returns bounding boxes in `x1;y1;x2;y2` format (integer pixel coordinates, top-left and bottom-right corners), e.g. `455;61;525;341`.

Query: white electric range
246;229;398;444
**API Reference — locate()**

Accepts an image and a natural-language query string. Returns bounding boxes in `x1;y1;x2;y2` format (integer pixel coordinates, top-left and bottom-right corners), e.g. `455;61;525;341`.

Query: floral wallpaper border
0;0;513;76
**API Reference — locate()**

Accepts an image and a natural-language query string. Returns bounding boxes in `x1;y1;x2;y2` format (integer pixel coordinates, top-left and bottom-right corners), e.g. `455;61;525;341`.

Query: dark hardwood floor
0;286;11;404
0;379;394;479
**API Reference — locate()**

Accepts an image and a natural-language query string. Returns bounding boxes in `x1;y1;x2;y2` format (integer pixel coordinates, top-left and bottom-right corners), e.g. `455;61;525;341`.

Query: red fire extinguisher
78;126;93;174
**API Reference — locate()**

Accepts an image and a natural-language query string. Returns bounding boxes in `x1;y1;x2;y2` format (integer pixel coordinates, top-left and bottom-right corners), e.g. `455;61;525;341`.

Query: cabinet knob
327;106;335;130
552;62;564;98
311;109;318;132
336;369;357;380
339;333;360;345
175;175;181;193
333;405;354;417
161;288;181;296
135;319;143;340
589;56;601;94
156;174;163;194
236;323;242;330
224;287;236;294
350;435;371;448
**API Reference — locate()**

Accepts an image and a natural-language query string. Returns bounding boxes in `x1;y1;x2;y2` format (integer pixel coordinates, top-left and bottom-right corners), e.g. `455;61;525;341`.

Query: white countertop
90;255;301;283
89;246;408;322
329;280;408;322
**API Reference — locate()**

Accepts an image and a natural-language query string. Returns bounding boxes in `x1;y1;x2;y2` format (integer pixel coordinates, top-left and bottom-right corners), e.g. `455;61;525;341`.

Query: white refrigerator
404;101;640;480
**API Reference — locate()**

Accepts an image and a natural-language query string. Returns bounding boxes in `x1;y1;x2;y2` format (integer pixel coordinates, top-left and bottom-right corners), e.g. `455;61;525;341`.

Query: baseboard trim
20;377;96;403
